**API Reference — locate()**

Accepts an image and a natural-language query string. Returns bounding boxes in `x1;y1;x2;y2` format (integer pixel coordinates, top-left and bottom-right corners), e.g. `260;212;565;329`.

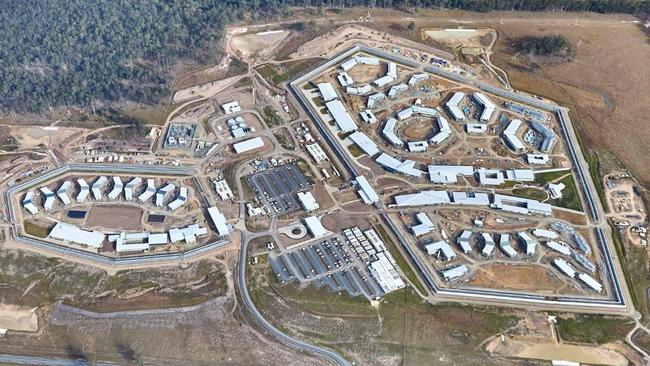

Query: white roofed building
407;141;428;152
553;258;577;278
108;176;123;200
222;101;241;115
124;177;142;200
168;186;188;211
457;230;473;254
233;137;265;154
375;153;423;177
48;222;104;248
214;179;234;200
22;191;38;215
473;93;496;122
518;232;538;255
367;93;385;109
91;176;107;200
428;165;474;184
317;83;338;101
441;265;469;281
503;119;525;152
382;118;403;146
349;131;380;156
387;84;408;99
394;190;450;207
325;100;357;132
156;183;175;207
412;213;435;237
337;72;354;86
207;206;231;237
76;179;89;203
40;187;56;210
466;124;487;134
527;153;550;165
56;181;72;205
430;116;452;145
445;92;466;121
578;273;602;292
306;143;328;163
304;216;328;239
408;73;428;86
499;234;517;257
359;110;377;124
297;191;320;212
548;183;566;199
481;233;496;257
424;240;456;261
355;175;379;204
138;179;156;202
346;85;372;96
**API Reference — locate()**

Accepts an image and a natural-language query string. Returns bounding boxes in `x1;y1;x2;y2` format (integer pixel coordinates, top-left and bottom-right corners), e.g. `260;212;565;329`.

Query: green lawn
556;314;634;344
347;144;363;157
587;152;609;212
549;174;583;211
511;187;548;201
534;169;570;184
255;58;324;87
23;221;51;238
262;106;283;128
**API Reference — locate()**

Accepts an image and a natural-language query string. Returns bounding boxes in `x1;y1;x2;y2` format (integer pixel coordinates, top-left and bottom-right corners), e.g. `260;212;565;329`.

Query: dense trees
0;0;646;113
514;35;574;61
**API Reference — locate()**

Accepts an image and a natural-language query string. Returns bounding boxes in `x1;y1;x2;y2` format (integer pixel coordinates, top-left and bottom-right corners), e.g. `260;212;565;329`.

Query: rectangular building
349;131;380;156
234;137;265;154
325;100;357;133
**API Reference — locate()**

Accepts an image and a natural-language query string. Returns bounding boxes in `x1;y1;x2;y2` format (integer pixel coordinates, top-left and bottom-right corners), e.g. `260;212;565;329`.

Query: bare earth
493;338;628;366
469;263;563;293
85;205;143;231
0;304;38;332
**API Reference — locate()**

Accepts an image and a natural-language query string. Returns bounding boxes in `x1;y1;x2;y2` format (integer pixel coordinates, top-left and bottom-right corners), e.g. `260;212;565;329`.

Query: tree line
0;0;646;113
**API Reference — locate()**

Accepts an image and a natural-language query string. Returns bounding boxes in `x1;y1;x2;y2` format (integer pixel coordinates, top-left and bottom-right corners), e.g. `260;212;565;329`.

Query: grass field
23;221;51;238
255;58;324;87
556;314;634;344
262;106;283;128
347;144;363;157
548;174;583;212
534;170;570;185
511;187;547;201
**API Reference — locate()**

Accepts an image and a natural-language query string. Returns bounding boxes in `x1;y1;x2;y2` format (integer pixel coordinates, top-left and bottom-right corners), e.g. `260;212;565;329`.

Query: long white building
428;165;474;184
382;118;403;146
355;175;379;204
441;265;468;281
22;191;38;215
48;222;104;248
473;93;496;122
138;179;156;202
156;183;175;207
430;116;452;145
168;186;188;211
56;181;72;205
424;240;456;261
76;179;89;203
445;92;466;121
503;119;525;152
412;212;435;237
325;100;357;133
208;206;231;237
108;176;123;200
349;131;380;156
91;176;107;200
40;187;56;210
375;153;423;178
124;177;142;200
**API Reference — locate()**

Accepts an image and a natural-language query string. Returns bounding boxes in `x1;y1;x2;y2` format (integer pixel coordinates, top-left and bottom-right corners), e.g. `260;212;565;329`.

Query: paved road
237;232;351;366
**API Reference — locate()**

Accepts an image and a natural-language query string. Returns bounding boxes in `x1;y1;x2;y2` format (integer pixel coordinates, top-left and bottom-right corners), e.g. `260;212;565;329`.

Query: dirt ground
230;30;290;57
0;304;38;332
402;120;433;140
491;338;628;366
173;74;245;103
421;28;493;48
321;211;374;232
469;263;563;293
85;205;143;231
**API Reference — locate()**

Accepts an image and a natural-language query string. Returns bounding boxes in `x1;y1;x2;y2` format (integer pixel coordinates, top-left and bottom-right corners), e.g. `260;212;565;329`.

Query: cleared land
469;263;563;293
85;205;143;231
230;30;290;57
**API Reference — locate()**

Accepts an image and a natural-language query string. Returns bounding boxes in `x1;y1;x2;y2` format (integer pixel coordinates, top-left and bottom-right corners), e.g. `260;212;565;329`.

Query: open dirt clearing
402;120;433;140
492;338;628;365
173;73;244;103
85;205;143;231
469;263;563;292
0;304;38;332
421;28;493;48
230;30;290;57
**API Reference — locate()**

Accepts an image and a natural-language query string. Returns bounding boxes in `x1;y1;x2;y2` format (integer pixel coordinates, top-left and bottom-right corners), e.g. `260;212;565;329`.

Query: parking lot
269;236;384;299
245;163;310;215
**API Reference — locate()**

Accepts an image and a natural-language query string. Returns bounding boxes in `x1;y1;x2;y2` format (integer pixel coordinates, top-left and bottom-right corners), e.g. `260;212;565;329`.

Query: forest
0;0;646;113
